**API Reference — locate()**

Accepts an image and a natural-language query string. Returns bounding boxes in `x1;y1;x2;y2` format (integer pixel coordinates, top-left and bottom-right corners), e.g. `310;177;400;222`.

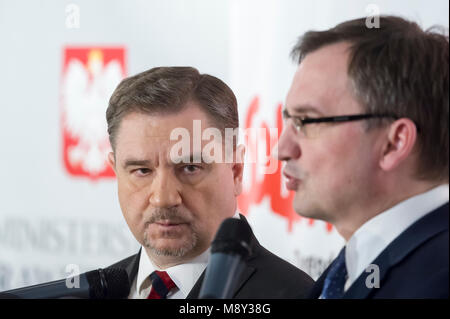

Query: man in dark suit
105;66;313;299
277;16;448;298
110;214;313;299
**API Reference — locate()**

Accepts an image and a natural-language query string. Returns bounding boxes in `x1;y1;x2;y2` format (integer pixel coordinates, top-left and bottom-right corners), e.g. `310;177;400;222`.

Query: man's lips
283;171;301;191
152;220;188;229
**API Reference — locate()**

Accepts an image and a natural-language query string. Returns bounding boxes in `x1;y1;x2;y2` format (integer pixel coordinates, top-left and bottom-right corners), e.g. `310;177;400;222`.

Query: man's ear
232;144;245;196
379;118;418;172
108;152;117;173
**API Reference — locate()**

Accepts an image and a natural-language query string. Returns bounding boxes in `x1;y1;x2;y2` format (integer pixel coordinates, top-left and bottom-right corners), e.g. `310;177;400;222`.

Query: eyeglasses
282;109;398;137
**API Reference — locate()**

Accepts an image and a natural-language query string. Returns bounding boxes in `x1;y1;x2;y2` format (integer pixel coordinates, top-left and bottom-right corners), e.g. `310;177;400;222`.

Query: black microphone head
86;268;130;299
211;218;253;258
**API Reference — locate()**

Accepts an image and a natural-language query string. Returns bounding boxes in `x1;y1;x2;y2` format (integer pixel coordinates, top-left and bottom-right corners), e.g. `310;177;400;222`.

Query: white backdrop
0;0;448;290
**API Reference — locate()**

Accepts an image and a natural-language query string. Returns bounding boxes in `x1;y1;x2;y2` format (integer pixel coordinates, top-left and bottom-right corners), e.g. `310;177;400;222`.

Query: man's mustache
146;208;190;224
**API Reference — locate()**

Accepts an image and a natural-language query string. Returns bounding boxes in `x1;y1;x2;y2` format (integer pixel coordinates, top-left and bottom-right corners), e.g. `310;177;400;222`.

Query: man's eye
182;165;201;174
133;168;151;176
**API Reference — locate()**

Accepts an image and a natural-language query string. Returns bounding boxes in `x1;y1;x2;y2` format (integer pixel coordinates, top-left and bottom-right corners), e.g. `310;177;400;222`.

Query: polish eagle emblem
60;48;125;179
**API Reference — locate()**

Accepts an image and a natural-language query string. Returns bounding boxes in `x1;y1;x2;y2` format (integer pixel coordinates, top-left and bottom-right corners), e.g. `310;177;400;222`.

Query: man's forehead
286;42;354;115
292;42;351;84
284;104;324;116
115;129;228;167
302;41;352;66
115;109;214;144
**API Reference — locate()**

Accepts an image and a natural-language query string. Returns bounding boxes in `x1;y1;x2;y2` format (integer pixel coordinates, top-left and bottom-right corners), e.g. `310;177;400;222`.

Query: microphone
199;217;252;299
0;268;130;299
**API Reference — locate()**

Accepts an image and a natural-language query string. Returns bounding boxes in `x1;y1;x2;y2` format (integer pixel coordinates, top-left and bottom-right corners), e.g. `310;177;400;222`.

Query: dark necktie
320;247;348;299
147;270;177;299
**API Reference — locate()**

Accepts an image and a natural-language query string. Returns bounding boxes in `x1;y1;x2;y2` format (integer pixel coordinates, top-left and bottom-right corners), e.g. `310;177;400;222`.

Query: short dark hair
291;15;449;182
106;66;238;151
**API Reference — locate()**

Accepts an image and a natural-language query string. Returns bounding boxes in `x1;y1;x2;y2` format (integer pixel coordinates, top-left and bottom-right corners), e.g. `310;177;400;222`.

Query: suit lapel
344;203;449;298
227;214;257;297
308;263;331;298
187;263;256;299
125;249;141;287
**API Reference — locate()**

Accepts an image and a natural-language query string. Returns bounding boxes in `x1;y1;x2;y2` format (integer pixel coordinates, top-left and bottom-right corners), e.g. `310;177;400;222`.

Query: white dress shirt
128;245;210;299
128;212;241;299
343;184;449;291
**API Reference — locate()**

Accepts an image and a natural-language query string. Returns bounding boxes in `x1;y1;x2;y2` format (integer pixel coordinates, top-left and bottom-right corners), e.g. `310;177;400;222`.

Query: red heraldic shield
60;47;126;180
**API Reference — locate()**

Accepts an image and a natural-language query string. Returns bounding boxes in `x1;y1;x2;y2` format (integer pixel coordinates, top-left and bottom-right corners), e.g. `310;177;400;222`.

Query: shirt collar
345;184;449;288
135;246;210;298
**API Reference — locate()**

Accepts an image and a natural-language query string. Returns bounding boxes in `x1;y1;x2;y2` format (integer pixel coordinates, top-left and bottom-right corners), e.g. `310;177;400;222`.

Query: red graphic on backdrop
237;96;333;233
60;47;126;180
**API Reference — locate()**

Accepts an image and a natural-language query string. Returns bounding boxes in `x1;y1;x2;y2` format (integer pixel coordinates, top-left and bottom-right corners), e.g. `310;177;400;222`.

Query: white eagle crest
61;49;123;175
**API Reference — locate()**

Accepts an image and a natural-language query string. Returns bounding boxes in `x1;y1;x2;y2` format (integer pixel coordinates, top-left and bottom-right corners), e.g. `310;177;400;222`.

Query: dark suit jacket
109;216;314;298
309;203;449;299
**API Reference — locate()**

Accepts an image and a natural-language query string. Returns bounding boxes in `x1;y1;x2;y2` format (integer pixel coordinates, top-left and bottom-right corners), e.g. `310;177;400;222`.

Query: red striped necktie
147;270;177;299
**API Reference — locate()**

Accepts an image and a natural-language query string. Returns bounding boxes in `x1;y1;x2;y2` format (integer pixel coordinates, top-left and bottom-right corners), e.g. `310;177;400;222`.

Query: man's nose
149;171;182;208
276;125;301;162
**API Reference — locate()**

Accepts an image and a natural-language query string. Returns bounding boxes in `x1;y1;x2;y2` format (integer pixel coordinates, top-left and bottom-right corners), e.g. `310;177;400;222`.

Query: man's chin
144;237;197;258
293;197;320;219
294;204;330;223
148;245;188;257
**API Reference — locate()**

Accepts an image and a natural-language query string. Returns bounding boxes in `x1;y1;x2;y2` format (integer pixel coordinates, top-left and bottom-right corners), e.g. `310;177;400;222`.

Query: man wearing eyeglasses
277;16;448;298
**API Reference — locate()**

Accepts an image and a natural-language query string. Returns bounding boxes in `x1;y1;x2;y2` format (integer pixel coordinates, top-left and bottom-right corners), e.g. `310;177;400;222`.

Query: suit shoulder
105;252;140;286
247;244;315;298
108;253;139;270
374;229;448;298
256;245;314;280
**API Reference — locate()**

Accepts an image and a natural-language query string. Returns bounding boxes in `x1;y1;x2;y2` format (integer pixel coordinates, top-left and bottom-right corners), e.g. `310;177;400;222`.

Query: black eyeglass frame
282;110;402;133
